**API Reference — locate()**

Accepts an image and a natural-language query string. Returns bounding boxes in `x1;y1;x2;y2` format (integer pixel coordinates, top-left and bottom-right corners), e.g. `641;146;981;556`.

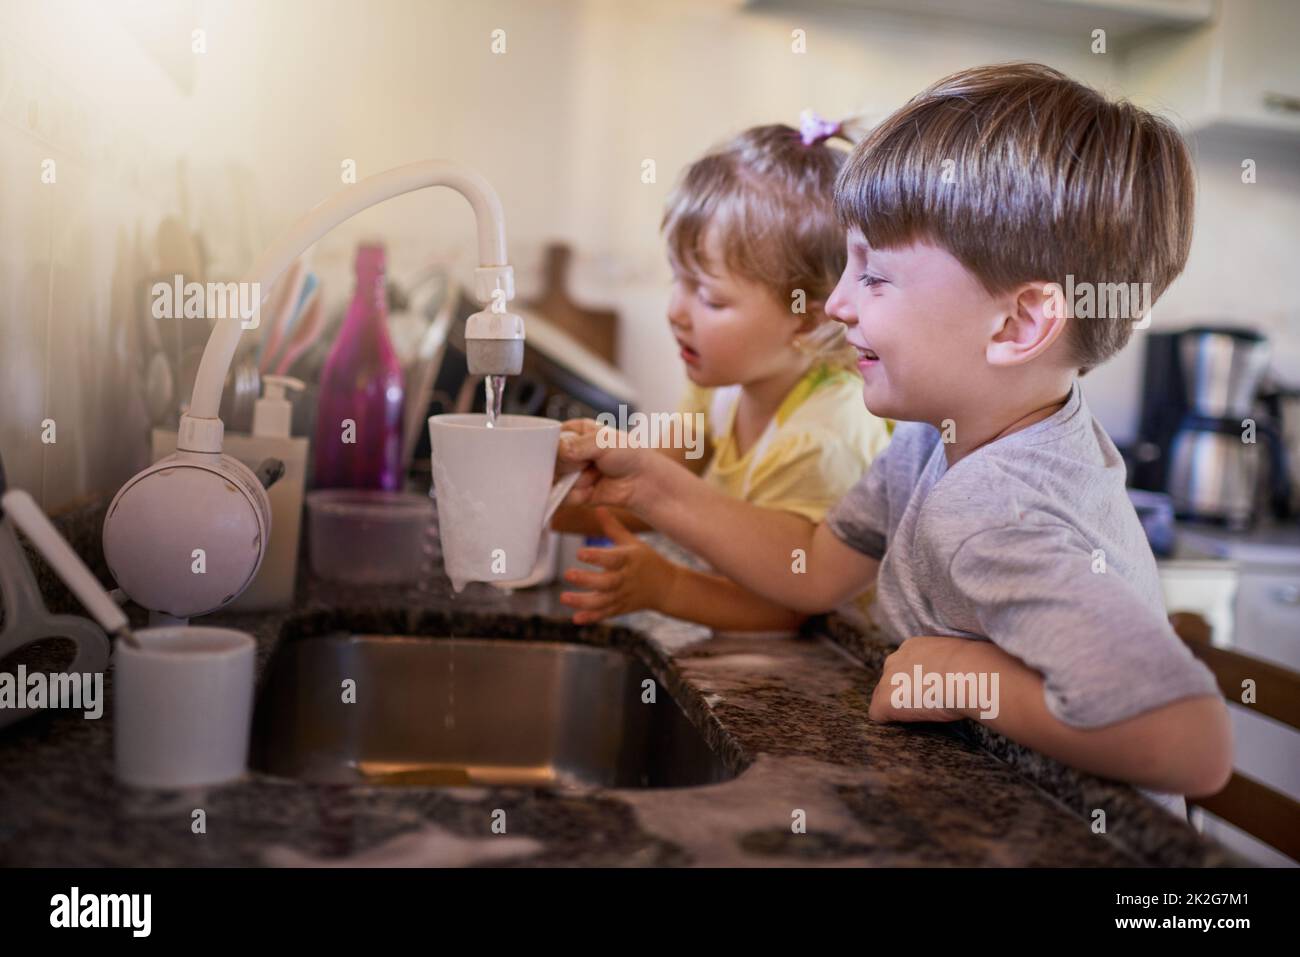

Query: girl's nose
667;285;691;330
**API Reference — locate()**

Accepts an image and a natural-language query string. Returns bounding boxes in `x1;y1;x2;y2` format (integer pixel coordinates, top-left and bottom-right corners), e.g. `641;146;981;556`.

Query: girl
555;119;890;631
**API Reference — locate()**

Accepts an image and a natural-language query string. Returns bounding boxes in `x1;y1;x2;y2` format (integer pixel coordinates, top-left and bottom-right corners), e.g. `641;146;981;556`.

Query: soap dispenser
225;375;309;610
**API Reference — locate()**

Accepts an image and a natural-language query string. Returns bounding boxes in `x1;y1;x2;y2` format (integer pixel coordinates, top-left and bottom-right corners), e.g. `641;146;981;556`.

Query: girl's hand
868;635;976;723
559;507;678;625
558;419;668;514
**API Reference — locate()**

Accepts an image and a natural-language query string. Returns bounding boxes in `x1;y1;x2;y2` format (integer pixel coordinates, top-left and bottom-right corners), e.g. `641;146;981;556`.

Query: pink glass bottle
312;243;404;490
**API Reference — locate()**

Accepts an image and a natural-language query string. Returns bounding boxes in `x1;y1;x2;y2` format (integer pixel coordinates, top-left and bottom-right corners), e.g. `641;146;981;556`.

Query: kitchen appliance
1169;417;1262;529
1263;384;1300;516
1134;326;1292;529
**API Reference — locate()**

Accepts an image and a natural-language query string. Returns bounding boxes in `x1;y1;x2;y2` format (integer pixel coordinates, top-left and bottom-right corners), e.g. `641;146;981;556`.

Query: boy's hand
558;419;668;514
559;507;677;624
868;635;975;723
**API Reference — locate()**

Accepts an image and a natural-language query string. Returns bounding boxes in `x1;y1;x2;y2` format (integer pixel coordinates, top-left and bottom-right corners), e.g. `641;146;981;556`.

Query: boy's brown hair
835;62;1195;373
663;124;856;367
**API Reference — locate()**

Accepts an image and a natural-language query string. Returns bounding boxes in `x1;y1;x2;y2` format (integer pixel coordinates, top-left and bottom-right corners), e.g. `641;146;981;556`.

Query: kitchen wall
2;0;1297;512
0;0;268;511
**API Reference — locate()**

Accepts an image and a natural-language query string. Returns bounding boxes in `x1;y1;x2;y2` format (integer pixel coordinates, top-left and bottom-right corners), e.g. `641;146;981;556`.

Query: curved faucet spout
184;159;516;443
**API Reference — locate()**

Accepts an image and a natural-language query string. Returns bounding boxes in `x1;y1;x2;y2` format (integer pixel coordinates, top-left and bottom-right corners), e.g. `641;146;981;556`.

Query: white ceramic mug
428;414;580;591
113;626;256;788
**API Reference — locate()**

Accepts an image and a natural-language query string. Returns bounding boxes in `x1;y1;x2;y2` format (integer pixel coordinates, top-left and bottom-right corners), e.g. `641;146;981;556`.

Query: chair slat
1190;772;1300;863
1169;611;1300;863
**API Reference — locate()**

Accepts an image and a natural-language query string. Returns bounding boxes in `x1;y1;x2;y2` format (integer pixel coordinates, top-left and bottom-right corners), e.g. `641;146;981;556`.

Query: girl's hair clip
800;109;843;146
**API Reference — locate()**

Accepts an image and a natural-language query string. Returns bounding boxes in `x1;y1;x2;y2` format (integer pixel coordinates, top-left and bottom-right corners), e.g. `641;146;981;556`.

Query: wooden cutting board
523;243;619;364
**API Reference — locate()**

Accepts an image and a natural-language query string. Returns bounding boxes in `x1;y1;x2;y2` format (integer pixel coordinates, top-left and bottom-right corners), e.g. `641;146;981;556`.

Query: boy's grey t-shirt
826;381;1219;730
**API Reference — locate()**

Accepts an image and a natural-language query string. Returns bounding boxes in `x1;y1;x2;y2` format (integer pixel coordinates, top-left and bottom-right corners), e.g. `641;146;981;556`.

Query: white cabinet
1124;0;1300;139
756;0;1297;139
753;0;1214;40
1158;558;1239;644
1215;0;1300;131
1176;523;1300;668
1233;567;1300;671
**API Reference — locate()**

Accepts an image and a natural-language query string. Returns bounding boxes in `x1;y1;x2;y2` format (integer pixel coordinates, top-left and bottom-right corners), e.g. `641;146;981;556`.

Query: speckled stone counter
0;501;1239;867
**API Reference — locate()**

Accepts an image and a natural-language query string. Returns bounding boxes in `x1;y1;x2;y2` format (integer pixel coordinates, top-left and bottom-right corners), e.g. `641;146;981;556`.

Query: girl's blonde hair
662;123;861;371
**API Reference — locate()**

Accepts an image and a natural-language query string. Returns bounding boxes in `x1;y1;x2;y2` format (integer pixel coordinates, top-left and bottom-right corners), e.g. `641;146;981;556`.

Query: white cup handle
543;430;584;527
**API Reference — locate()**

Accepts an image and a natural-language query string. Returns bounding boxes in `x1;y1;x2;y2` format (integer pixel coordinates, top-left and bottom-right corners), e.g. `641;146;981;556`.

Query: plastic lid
253;375;304;438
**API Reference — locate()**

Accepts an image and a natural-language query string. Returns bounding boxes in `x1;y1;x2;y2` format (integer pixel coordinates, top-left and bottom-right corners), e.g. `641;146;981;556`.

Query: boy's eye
698;289;725;309
858;272;886;288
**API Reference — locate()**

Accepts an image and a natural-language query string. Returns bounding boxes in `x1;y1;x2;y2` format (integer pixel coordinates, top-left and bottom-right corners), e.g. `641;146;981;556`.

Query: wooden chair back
1169;611;1300;862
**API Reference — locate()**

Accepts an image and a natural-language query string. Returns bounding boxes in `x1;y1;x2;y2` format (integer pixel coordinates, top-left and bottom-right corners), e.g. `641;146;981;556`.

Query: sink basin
249;633;737;789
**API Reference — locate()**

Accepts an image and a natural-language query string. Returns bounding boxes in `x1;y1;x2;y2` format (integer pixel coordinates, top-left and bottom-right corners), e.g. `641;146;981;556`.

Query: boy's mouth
855;346;880;369
677;339;701;366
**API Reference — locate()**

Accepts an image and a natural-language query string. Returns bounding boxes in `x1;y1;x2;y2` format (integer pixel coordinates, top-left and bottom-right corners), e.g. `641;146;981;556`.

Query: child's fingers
559;428;642;480
562;466;601;505
561;417;600;437
560;589;618;612
594;506;640;545
562;566;620;591
558;429;603;464
575;547;629;570
569;465;601;490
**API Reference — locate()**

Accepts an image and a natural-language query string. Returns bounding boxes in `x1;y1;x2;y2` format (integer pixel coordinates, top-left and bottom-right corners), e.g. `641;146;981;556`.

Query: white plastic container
306;489;433;585
113;626;255;789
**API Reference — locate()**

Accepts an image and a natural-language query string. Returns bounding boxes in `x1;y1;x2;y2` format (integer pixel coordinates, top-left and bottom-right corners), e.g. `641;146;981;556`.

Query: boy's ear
986;281;1071;368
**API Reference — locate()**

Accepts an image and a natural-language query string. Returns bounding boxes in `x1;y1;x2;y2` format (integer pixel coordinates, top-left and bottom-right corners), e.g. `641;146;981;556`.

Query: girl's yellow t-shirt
680;363;891;616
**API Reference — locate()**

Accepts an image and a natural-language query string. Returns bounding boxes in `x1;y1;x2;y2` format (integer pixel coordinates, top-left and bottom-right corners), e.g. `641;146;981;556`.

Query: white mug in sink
427;414;581;592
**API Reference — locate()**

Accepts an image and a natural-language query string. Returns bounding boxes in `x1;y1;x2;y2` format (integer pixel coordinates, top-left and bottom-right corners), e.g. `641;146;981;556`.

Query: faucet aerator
466;339;525;376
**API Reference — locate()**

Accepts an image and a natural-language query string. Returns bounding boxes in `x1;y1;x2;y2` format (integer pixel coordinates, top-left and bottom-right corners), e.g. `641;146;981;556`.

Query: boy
561;63;1232;804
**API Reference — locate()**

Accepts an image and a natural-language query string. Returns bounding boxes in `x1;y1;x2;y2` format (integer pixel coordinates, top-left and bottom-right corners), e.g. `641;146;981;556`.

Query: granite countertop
0;503;1239;867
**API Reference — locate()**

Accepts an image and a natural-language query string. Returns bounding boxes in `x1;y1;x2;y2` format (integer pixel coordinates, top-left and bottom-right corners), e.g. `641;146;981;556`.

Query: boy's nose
825;277;856;325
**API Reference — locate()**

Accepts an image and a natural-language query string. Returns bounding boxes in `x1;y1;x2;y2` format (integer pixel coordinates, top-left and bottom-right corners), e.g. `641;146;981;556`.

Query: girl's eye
698;290;725;309
858;272;886;288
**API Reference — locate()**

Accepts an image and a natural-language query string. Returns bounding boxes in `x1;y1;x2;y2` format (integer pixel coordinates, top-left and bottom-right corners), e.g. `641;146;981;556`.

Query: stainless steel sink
250;634;737;789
